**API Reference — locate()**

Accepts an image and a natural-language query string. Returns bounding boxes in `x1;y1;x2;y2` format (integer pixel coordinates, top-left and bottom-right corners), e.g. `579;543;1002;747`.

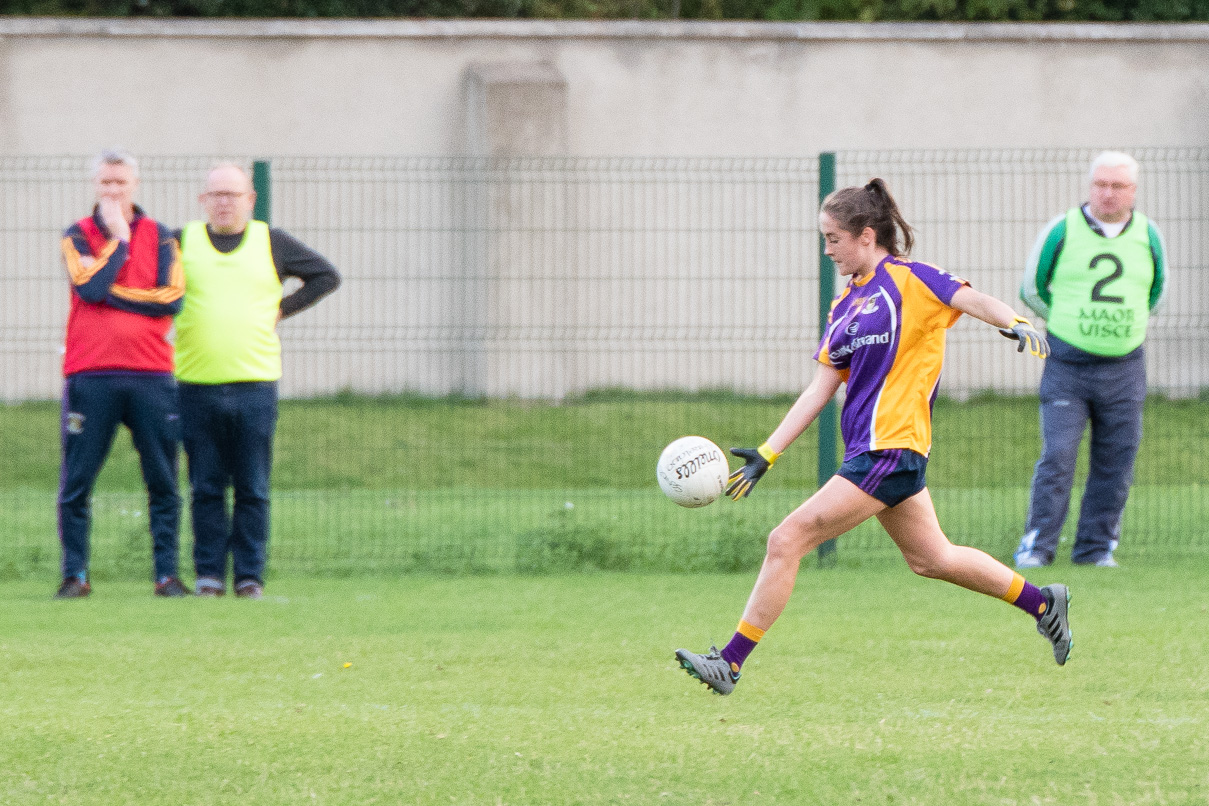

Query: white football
656;436;730;508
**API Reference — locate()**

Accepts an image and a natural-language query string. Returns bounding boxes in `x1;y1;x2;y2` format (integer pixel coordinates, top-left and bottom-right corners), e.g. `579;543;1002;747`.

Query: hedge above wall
5;0;1208;22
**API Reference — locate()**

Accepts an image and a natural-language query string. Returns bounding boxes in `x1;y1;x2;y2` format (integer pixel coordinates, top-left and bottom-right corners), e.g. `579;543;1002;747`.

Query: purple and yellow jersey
813;255;969;461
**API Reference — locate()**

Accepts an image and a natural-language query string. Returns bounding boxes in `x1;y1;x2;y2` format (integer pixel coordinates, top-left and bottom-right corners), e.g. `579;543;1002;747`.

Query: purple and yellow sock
1001;572;1048;619
719;620;765;676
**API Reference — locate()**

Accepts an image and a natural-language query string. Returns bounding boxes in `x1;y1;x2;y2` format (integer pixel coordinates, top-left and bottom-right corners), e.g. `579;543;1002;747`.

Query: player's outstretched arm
726;364;843;500
950;285;1049;359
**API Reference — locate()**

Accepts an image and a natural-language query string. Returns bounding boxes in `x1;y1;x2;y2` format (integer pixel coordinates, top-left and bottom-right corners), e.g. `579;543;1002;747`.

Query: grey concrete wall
1;19;1207;157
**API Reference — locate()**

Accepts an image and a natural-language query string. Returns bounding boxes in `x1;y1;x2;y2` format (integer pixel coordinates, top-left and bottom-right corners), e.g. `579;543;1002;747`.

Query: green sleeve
1147;220;1166;311
1020;215;1067;319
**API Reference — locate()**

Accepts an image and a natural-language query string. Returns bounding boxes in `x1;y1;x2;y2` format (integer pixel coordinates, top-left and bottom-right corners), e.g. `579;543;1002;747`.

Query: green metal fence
1;150;1206;580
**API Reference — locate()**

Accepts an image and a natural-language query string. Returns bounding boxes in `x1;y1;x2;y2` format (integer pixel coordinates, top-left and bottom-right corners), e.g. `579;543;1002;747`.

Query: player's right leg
676;476;882;694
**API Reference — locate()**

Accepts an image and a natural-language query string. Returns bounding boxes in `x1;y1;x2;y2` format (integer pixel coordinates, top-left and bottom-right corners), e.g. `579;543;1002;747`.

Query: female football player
675;178;1071;695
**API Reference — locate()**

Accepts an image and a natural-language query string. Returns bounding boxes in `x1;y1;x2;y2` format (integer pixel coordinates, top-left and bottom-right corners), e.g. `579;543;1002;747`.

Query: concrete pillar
460;62;571;398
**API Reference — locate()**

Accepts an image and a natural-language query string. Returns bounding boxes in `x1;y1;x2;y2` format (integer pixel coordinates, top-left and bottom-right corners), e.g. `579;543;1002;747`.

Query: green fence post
252;160;271;225
816;152;839;567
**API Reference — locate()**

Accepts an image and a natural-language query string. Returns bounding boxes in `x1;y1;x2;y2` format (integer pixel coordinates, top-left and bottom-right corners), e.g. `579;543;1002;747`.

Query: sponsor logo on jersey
829;331;891;361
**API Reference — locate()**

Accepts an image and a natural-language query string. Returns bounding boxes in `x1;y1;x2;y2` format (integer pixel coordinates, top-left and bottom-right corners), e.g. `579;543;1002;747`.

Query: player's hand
725;443;780;500
999;316;1049;358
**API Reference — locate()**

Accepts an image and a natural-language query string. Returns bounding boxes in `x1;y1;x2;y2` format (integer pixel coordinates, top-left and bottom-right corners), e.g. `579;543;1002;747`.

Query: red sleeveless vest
63;215;175;376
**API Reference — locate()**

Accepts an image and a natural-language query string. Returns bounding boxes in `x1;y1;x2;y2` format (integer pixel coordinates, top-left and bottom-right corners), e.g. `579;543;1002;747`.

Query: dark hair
821;178;914;257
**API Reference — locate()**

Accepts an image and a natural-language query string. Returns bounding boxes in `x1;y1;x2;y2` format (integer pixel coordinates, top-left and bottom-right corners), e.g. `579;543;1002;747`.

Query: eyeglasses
1092;181;1135;192
203;191;248;201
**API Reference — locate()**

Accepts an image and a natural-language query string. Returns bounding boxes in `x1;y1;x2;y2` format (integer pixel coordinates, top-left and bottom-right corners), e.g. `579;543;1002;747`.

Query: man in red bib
56;149;188;598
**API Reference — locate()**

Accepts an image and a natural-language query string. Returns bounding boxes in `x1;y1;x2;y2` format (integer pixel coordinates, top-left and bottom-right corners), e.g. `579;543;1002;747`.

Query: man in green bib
1014;152;1166;569
175;163;340;598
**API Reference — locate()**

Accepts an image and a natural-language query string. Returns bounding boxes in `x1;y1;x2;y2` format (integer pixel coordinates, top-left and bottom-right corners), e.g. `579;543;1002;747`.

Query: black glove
725;443;781;500
999;316;1049;358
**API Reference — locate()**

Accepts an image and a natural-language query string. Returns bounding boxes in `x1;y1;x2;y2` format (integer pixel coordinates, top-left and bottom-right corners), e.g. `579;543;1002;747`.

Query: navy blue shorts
837;449;928;507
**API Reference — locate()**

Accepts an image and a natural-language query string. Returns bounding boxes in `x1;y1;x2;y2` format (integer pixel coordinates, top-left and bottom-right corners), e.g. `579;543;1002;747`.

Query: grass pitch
3;392;1206;802
3;562;1207;805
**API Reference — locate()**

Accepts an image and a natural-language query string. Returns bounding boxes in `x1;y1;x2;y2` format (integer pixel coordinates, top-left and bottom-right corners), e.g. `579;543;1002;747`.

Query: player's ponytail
822;178;914;257
864;179;914;257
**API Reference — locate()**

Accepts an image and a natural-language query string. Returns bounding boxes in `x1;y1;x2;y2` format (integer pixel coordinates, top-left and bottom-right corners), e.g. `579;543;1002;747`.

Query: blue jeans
1020;352;1145;564
180;381;278;585
58;372;181;580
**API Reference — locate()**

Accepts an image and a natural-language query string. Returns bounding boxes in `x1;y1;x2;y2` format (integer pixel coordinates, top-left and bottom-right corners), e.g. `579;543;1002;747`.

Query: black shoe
154;577;190;597
234;580;264;600
194;577;226;597
54;577;92;599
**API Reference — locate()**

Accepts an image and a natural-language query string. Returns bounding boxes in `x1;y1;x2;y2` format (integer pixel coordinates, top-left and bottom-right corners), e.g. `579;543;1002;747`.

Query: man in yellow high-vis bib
175;163;340;598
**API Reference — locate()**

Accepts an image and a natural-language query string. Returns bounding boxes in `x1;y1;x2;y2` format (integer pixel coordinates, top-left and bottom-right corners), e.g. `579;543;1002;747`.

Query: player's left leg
879;488;1015;595
879;489;1071;665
